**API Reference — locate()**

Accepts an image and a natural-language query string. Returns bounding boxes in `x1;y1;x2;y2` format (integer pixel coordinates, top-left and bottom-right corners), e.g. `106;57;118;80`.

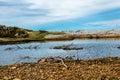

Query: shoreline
0;37;120;45
1;30;120;44
0;38;46;44
0;57;120;79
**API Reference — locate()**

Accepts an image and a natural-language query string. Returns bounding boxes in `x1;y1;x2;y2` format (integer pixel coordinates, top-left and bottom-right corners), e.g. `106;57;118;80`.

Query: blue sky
0;0;120;31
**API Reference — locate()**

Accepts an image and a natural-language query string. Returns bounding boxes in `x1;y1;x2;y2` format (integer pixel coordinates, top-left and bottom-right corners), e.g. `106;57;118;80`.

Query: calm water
0;39;120;65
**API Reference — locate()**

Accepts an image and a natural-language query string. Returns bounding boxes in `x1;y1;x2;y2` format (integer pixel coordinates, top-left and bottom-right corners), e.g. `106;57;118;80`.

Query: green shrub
0;25;29;38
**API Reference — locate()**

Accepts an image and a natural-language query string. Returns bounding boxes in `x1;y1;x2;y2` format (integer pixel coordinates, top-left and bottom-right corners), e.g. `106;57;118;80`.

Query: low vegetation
0;25;29;38
0;57;119;80
28;30;48;40
0;25;49;42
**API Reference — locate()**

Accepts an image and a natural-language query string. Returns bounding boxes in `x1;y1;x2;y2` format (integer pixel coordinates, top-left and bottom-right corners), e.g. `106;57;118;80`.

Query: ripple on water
0;39;120;65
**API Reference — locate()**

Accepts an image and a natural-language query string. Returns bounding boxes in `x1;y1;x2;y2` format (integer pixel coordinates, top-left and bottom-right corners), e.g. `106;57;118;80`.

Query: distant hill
0;25;32;38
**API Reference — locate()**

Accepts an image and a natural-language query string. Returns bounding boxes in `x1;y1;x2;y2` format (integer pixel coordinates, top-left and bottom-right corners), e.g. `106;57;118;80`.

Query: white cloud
0;0;120;26
86;19;120;27
24;0;120;21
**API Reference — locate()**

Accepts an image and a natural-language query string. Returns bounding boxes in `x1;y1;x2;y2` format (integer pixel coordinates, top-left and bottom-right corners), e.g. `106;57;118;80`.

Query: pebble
13;78;21;80
11;67;16;69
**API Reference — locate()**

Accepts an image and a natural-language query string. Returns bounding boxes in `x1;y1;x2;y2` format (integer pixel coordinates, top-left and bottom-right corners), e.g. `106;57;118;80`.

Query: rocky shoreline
0;57;120;80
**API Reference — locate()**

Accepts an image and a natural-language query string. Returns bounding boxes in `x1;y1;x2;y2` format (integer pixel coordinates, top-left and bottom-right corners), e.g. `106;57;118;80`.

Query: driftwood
5;45;41;51
15;56;70;69
53;46;83;50
5;45;22;50
5;47;15;50
37;56;63;63
15;56;30;64
16;45;22;49
117;46;120;49
53;43;83;50
60;58;69;69
38;56;69;69
53;45;83;50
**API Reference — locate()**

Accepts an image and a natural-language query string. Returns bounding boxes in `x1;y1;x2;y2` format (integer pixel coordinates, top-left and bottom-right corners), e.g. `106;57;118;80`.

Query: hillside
0;25;49;43
0;25;30;38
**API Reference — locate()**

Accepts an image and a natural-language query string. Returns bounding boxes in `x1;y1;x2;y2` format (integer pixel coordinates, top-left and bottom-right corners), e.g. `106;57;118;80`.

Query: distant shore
44;30;120;40
1;30;120;44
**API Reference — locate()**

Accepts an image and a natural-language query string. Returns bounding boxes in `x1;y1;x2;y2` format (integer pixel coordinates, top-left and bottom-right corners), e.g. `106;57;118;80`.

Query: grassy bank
0;57;120;80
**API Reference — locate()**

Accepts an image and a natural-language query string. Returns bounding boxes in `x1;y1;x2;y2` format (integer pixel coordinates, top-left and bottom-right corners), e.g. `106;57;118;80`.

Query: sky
0;0;120;31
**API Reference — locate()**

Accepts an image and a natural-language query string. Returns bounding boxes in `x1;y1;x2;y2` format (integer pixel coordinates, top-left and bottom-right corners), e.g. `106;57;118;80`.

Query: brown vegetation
0;57;120;80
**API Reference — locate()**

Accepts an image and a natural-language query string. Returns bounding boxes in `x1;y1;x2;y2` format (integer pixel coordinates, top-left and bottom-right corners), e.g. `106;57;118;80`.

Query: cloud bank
0;0;120;30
